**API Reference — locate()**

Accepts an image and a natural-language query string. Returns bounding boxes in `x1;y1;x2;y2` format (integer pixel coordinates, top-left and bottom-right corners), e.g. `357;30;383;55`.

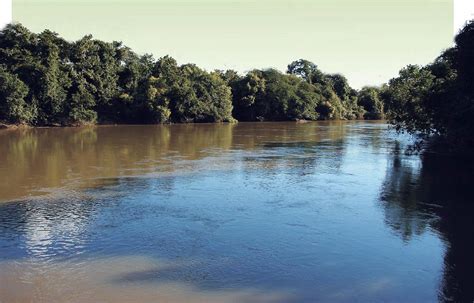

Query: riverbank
0;118;381;130
0;123;31;130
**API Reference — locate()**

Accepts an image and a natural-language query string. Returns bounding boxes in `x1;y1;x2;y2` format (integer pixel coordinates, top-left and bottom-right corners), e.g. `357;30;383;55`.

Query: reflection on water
0;122;349;201
0;122;472;302
380;146;474;302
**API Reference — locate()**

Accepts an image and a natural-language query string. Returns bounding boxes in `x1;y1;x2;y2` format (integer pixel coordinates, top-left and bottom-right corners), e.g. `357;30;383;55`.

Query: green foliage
230;70;266;120
0;68;34;123
35;31;70;124
144;75;171;123
230;69;324;121
454;21;474;92
0;23;385;126
68;81;97;124
384;65;435;134
358;87;384;120
287;59;320;84
153;60;234;123
286;60;365;120
383;20;474;147
327;74;350;100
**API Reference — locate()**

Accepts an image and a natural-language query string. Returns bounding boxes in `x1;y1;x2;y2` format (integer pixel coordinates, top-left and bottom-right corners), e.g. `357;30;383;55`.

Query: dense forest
0;21;473;148
0;23;383;127
383;21;474;148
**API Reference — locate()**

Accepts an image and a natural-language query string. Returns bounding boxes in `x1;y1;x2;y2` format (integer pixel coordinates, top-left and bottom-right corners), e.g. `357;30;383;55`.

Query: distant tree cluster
0;24;386;126
226;60;381;122
383;20;474;147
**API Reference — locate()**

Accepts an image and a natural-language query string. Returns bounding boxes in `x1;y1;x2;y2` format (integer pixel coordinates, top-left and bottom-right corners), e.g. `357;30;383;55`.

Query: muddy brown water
0;122;473;302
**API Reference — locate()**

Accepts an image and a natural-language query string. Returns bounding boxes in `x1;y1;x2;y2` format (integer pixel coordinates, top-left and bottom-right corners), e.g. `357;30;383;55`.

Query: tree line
0;23;384;126
383;20;474;148
2;21;473;149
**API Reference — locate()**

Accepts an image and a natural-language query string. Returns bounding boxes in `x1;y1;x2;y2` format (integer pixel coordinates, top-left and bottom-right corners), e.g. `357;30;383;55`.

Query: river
0;121;472;302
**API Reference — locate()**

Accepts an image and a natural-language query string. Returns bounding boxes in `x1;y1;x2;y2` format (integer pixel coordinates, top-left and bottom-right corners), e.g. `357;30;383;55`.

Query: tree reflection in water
380;144;474;302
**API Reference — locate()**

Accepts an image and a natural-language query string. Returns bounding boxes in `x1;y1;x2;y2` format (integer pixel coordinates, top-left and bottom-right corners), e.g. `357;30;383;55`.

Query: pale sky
1;0;13;28
454;0;474;35
12;0;455;88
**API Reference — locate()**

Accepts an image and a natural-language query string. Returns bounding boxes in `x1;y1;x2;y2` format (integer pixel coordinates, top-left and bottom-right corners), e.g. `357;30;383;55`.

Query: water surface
0;122;472;302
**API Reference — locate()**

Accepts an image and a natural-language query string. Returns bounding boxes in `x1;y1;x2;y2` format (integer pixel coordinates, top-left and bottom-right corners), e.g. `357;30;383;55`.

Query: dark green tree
358;87;384;119
0;23;390;127
0;68;34;123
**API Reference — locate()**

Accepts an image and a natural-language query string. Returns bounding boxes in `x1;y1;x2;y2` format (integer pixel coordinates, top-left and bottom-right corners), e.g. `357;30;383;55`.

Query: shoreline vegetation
0;23;384;128
1;21;473;150
0;119;352;130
